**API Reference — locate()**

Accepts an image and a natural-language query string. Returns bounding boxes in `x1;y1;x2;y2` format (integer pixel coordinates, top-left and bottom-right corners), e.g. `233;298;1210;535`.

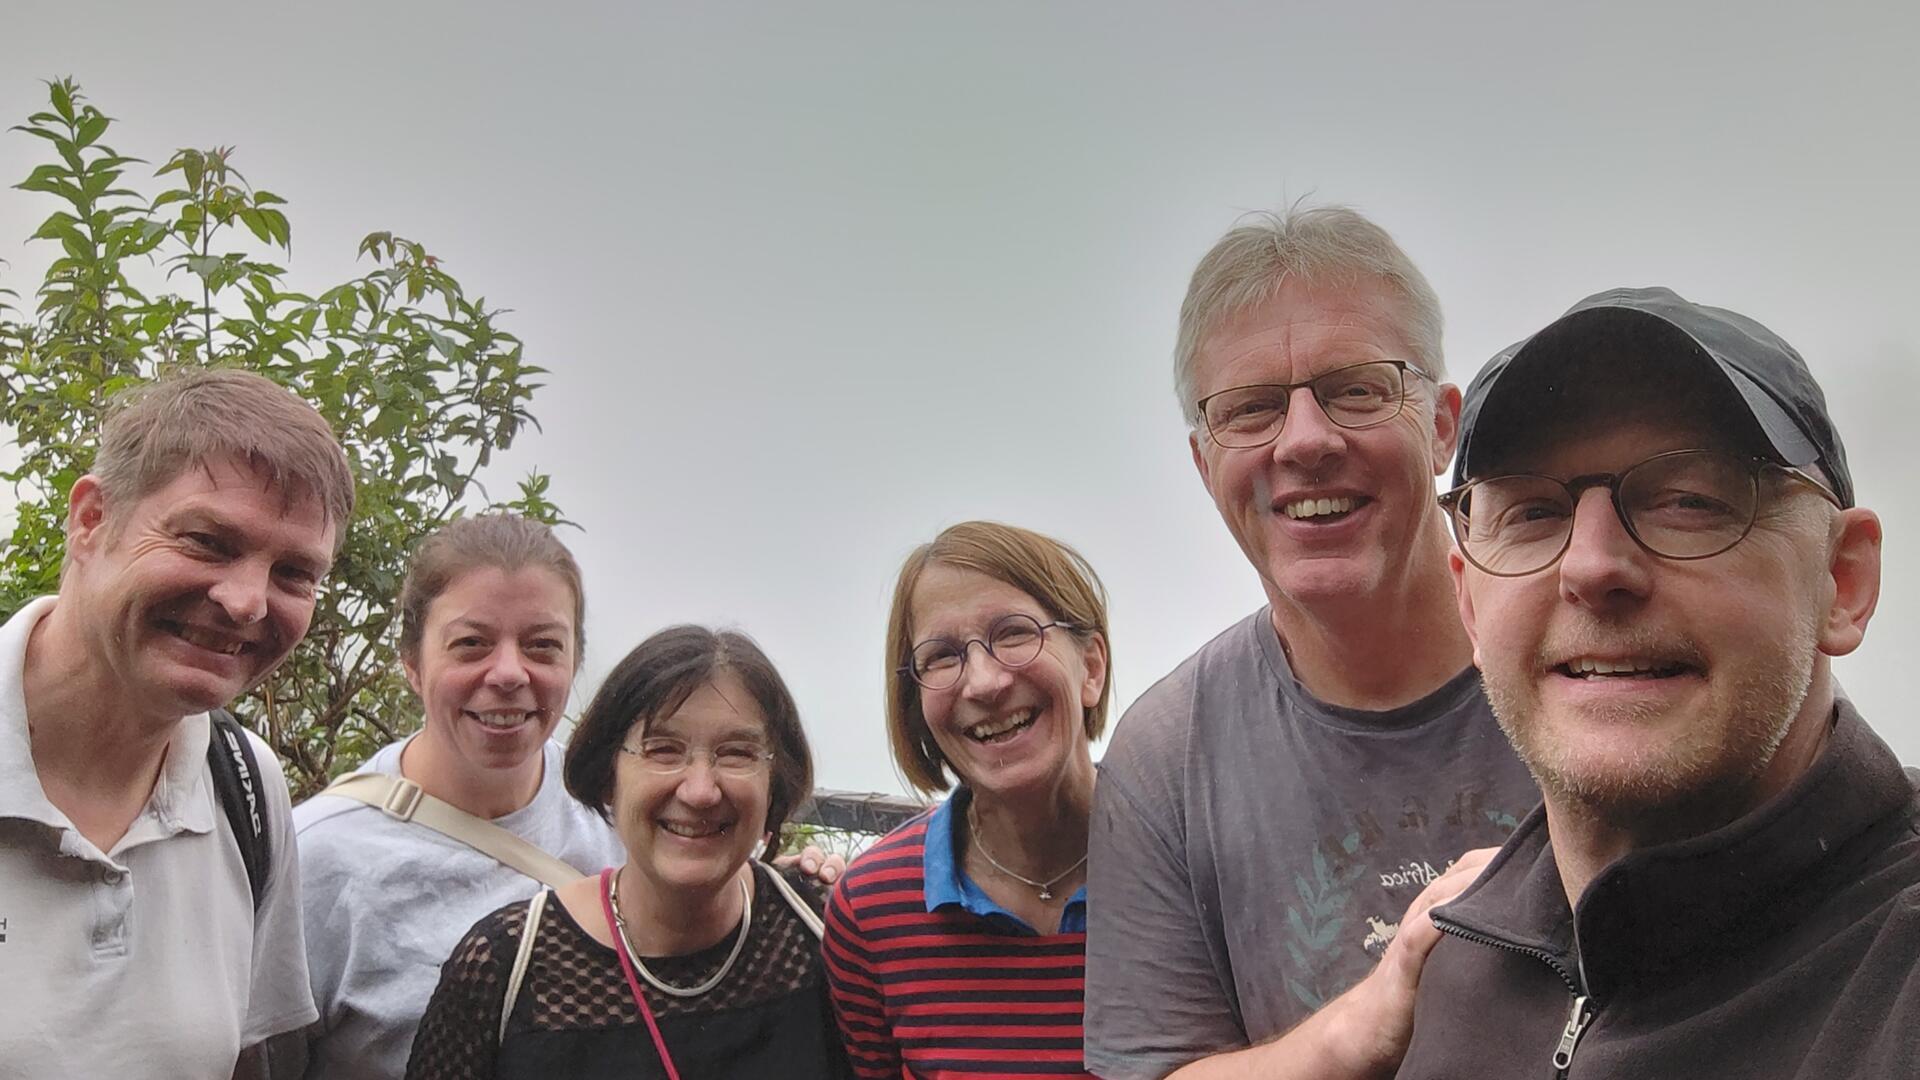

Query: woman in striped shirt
825;521;1111;1079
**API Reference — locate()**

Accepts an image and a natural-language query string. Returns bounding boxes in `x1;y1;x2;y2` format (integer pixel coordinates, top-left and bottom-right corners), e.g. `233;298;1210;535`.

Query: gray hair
1173;204;1446;425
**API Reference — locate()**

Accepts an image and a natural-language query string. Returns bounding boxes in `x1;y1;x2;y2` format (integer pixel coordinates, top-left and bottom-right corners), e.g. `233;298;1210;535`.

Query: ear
1078;630;1110;711
1430;383;1463;476
64;474;111;552
1190;429;1216;495
1448;548;1485;669
1817;508;1882;657
402;653;425;700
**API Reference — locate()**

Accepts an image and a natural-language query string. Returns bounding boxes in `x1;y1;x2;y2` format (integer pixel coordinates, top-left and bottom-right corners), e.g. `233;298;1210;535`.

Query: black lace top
406;863;850;1080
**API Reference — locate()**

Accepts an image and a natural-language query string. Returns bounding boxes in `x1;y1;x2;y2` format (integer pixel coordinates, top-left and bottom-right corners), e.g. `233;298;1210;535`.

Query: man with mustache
0;370;353;1077
1085;206;1537;1079
1396;287;1918;1075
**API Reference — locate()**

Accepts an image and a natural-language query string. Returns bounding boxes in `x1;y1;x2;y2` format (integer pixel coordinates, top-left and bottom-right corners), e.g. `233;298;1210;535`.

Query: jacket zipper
1430;914;1597;1077
1552;994;1594;1076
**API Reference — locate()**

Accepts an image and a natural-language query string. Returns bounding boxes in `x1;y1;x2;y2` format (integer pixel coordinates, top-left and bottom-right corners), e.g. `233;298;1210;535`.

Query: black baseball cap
1455;286;1854;507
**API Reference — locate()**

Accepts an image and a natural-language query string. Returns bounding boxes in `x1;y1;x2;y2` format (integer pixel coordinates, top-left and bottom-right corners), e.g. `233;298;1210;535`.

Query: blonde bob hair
883;520;1111;795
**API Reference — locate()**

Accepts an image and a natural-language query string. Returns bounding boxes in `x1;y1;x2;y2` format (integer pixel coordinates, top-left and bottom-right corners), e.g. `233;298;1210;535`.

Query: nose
207;562;270;625
955;639;1015;701
673;757;725;807
1270;385;1346;474
1557;487;1654;610
483;645;531;692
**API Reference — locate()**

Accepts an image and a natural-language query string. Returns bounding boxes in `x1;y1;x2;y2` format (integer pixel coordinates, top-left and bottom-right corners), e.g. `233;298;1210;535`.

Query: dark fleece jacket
1396;700;1920;1079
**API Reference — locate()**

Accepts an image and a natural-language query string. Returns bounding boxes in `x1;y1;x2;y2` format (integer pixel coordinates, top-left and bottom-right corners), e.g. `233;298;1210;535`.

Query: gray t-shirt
1084;609;1538;1080
291;736;627;1080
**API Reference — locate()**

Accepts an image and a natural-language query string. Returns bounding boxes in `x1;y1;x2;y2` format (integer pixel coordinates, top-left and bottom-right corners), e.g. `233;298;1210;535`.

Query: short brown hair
397;513;586;667
94;368;355;548
884;521;1112;795
564;625;814;860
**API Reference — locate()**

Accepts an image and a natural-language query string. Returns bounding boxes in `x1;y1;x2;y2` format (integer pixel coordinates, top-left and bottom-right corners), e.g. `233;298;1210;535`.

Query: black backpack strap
205;708;270;911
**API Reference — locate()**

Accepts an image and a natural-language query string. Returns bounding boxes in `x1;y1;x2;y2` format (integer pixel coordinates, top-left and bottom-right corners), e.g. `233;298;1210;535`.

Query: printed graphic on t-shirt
1280;787;1524;1011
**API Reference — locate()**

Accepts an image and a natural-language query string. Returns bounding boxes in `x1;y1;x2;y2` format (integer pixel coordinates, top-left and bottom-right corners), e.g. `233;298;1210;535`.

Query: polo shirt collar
0;597;65;827
922;786;1088;934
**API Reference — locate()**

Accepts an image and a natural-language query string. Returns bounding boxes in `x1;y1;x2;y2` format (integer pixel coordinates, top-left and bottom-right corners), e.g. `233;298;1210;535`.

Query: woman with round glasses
824;521;1111;1079
407;625;849;1079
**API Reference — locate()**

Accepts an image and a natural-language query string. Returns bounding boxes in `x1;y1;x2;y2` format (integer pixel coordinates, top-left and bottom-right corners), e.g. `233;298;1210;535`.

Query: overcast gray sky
5;1;1916;796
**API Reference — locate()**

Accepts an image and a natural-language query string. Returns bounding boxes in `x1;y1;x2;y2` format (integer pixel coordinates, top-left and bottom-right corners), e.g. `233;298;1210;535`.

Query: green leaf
239;208;272;244
30;211;82;242
75;112;109;149
49;80;76;124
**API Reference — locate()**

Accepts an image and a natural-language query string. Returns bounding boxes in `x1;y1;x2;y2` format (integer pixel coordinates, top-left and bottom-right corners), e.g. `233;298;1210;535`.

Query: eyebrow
646;721;768;744
166;511;333;575
442;618;571;637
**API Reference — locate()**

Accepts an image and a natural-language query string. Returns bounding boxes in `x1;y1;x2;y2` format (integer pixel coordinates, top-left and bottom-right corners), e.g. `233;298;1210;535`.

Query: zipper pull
1551;993;1593;1074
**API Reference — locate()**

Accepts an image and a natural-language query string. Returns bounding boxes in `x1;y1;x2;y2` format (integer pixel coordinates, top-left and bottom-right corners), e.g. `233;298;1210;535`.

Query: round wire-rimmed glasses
899;612;1081;691
1438;448;1842;577
1195;359;1434;449
618;736;775;776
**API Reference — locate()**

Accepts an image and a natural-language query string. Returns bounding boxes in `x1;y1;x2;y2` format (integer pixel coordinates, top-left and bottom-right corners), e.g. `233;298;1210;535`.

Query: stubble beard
1481;614;1819;833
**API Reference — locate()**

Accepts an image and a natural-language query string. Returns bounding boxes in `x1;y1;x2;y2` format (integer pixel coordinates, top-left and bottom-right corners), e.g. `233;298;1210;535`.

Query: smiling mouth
1555;657;1695;680
966;707;1037;744
659;819;733;840
466;709;543;731
161;619;256;658
1281;496;1364;522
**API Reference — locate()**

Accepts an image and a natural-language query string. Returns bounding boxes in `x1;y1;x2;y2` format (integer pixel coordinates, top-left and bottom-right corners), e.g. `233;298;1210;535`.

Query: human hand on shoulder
773;844;845;885
1320;847;1497;1076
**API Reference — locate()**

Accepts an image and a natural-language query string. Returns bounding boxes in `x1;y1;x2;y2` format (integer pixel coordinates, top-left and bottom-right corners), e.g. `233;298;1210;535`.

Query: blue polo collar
921;787;1087;935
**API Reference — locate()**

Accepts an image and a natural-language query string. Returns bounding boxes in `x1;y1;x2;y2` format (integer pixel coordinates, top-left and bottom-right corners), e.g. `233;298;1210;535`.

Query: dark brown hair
397;514;586;667
883;520;1112;795
564;625;814;859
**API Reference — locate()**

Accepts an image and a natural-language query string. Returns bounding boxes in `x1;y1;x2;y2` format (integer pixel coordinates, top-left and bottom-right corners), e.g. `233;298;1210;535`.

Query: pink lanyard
598;868;683;1080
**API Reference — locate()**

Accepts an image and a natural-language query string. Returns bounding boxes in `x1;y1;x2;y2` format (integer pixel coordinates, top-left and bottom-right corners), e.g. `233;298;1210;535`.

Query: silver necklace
607;865;753;998
967;803;1087;901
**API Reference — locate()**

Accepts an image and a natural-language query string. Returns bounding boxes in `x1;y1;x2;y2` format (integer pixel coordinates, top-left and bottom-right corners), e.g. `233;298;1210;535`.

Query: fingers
1385;846;1498;972
769;845;844;883
796;844;843;884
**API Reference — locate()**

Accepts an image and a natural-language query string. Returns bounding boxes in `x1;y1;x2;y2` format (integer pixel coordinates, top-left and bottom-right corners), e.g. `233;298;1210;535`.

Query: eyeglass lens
1202;361;1409;448
1452;450;1759;575
624;737;772;775
909;613;1050;690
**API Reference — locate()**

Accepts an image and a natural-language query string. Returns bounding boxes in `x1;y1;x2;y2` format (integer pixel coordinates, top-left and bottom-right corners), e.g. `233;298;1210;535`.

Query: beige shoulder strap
321;772;584;888
757;860;825;939
500;889;549;1045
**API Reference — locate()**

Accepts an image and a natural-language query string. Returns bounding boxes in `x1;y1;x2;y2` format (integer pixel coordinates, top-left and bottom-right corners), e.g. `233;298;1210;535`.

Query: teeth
660;819;729;839
175;624;248;656
1283;496;1356;520
968;708;1036;741
1567;658;1670;676
471;710;537;729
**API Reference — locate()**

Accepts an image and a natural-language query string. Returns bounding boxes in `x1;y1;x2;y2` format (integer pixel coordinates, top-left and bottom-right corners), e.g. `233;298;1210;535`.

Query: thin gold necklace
967;803;1087;901
607;865;752;998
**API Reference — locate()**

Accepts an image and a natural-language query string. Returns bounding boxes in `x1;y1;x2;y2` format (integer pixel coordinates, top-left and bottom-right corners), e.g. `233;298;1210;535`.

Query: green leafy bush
0;79;570;797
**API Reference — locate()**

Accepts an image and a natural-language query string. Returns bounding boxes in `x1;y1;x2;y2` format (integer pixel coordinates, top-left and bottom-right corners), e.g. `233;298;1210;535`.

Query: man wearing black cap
1396;287;1918;1075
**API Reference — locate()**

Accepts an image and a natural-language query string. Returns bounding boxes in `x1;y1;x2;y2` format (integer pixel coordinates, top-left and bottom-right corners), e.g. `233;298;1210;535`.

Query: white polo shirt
0;597;317;1076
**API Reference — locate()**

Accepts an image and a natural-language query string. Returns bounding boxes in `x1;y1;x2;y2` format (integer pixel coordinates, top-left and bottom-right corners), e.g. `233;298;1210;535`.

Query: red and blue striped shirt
823;793;1090;1079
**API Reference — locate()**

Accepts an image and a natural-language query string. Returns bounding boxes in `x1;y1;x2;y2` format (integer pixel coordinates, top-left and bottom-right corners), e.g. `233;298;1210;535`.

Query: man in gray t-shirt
1091;611;1534;1076
1085;206;1539;1080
